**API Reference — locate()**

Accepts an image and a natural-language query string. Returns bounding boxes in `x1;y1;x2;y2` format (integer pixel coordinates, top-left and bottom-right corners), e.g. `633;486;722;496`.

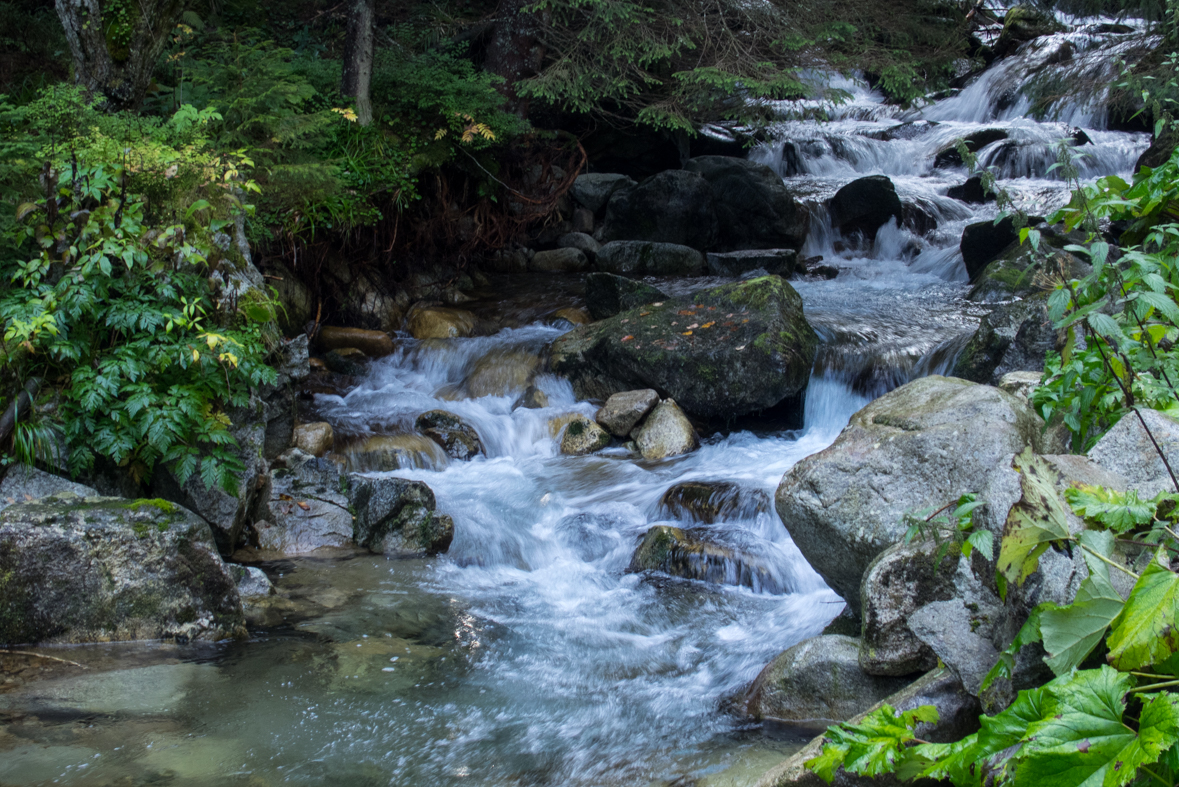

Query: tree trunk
340;0;375;126
55;0;188;111
483;0;546;118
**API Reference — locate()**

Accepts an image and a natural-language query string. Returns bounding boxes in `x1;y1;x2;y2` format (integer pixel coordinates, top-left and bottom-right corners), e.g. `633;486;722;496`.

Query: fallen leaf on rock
736;345;745;350
653;302;663;306
279;493;294;501
622;335;634;341
297;501;311;511
687;323;699;329
701;321;715;329
678;309;695;315
682;330;693;336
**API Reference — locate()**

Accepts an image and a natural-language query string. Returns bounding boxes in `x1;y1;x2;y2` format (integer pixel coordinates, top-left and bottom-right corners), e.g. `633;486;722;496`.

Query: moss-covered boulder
996;4;1065;56
349;475;453;557
0;493;246;645
559;415;612;455
550;275;818;419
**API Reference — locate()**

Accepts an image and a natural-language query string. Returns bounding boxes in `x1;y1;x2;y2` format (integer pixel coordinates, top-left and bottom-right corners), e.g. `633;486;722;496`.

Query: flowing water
0;24;1156;787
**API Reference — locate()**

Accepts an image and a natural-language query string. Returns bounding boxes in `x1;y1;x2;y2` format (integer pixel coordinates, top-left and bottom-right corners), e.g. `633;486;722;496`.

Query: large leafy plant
0;87;276;492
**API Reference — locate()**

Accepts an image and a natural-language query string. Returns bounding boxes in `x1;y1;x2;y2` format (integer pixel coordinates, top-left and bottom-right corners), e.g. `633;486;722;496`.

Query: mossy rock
0;493;245;645
550;275;818;419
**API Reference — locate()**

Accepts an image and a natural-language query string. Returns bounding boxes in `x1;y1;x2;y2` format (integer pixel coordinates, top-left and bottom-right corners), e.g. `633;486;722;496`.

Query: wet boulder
516;384;549;409
628;525;785;593
996;5;1066;57
571;173;636;214
293;422;334;457
554;306;592;325
934;128;1010;168
595;241;707;277
659;480;770;523
406;306;476;339
634;399;699;459
753;668;981;787
229;564;275;601
0;493;246;645
744;635;913;722
1088;408;1179;498
349;474;454;557
323;349;366;376
776;376;1054;612
858;539;959;676
559;415;612;455
706;249;798;278
829;176;903;240
599;170;718;250
683;156;809;251
343;434;449;472
415;410;483;460
961;215;1021;281
595;389;659;437
529;247;589;273
1136;125;1179;172
259;450;354;555
465;348;540;397
584;272;667;320
315;326;394;357
946;174;994;204
551;276;818;419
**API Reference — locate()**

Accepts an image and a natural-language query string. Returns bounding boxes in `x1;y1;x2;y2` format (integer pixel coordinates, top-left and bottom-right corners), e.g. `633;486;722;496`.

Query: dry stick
1;649;87;668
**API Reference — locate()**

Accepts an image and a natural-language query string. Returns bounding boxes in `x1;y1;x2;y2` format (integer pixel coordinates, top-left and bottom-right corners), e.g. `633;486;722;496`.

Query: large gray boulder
1088;408;1179;498
744;635;913;722
258;451;354;556
753;668;982;787
349;474;454;557
684;156;808;251
858;539;959;677
0;493;246;645
551;276;818;419
0;467;97;513
776;376;1057;612
599;170;718;250
595;241;707;277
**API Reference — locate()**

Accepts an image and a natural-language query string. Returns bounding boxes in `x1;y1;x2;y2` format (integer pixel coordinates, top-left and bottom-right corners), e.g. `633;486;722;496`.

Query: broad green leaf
998;448;1074;589
804;704;937;782
965;529;994;561
1067;485;1159;533
804;742;847;784
1107;552;1179;671
1040;534;1124;675
982;606;1046;693
1015;667;1136;787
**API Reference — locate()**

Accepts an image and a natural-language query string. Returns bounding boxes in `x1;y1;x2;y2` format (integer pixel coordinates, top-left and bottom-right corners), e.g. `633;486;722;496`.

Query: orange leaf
278;493;293;501
621;335;634;341
678;309;695;315
297;501;311;511
682;330;693;336
701;321;715;329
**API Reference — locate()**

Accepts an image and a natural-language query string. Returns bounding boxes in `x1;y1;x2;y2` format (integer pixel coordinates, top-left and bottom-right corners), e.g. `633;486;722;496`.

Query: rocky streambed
0;12;1170;787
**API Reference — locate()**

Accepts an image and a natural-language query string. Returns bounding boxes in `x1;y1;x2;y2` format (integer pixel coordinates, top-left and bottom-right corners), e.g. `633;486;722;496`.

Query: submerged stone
659;480;770;523
415;410;483;460
628;525;786;593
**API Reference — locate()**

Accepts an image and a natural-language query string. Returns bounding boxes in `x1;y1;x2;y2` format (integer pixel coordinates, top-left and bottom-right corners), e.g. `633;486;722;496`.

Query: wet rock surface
559;415;612;455
744;635;913;722
349;475;453;557
633;399;699;459
659;480;770;523
415;410;484;460
0;494;246;645
829;175;904;240
595;240;707;277
599;170;719;250
260;451;354;556
551;276;818;419
628;525;785;593
595;388;659;437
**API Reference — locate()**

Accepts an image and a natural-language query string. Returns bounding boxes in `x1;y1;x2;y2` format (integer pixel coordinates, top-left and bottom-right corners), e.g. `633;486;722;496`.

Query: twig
1;649;87;668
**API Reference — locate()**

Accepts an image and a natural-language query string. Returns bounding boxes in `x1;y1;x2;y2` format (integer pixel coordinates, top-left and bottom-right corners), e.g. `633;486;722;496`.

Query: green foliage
1066;484;1177;533
1031;146;1179;452
903;492;992;563
1107;551;1179;671
997;449;1074;592
0;87;276;492
808;667;1179;787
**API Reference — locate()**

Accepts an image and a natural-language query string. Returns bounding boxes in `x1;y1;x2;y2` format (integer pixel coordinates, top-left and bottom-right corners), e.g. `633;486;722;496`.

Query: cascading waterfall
0;18;1159;787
